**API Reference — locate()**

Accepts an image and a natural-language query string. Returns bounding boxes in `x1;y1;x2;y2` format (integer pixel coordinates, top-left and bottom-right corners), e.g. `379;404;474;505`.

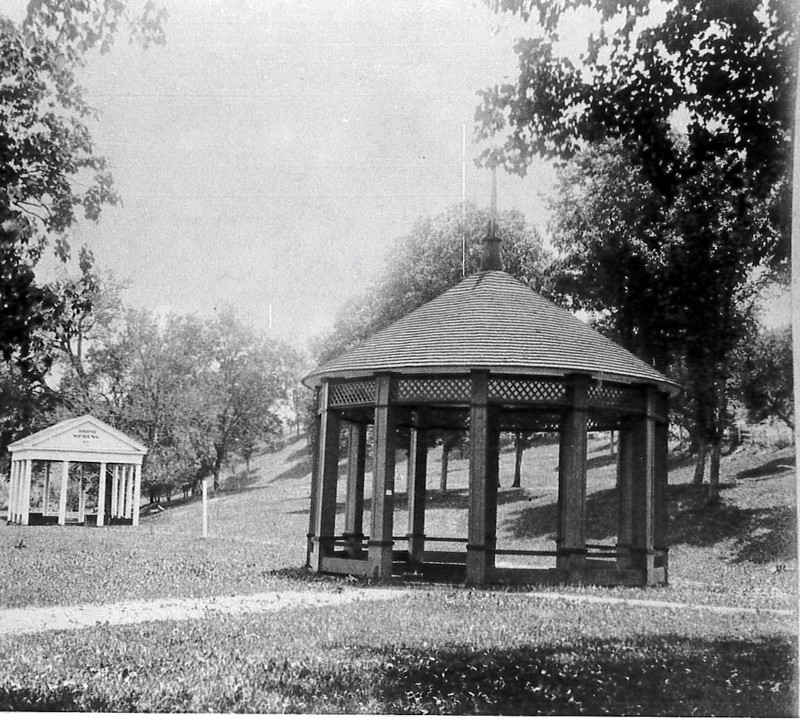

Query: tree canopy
478;0;795;222
0;0;165;378
315;202;550;365
477;0;796;487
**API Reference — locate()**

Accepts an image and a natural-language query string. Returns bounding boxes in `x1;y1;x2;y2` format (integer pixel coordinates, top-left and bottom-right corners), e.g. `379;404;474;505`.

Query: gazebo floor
317;552;668;587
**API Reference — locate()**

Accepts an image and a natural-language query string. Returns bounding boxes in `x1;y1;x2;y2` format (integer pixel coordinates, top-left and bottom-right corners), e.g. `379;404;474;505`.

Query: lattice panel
588;384;645;413
489;378;566;404
393;377;470;403
328;380;376;407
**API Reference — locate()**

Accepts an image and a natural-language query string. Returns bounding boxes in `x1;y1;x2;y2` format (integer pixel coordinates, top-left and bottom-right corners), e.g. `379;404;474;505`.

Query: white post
21;460;32;526
14;460;23;523
42;462;50;516
58;461;69;525
132;464;142;527
8;460;18;523
111;465;120;518
97;462;107;527
77;467;86;523
202;477;208;539
125;466;135;520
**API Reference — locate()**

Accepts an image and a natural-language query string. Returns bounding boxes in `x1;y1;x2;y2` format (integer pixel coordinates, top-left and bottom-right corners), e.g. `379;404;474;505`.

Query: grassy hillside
0;434;796;714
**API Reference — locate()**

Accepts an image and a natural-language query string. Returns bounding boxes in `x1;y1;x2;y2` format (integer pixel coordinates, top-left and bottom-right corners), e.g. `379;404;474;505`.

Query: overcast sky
34;0;566;350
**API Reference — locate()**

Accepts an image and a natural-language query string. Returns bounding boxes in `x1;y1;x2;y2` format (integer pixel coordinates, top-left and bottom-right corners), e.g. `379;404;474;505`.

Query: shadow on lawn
2;632;792;714
272;453;313;482
503;487;618;543
373;635;795;716
504;483;797;564
737;456;796;480
290;487;531;517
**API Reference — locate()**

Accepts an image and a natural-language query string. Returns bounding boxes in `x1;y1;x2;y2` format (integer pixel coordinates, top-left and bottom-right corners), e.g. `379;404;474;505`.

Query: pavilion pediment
8;415;147;456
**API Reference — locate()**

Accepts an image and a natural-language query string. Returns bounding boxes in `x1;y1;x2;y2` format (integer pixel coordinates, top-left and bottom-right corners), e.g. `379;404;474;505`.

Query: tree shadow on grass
737;457;796;480
504;483;797;564
284;443;310;466
272;454;313;482
288;486;530;517
586;452;617;471
373;635;795;716
503;487;619;543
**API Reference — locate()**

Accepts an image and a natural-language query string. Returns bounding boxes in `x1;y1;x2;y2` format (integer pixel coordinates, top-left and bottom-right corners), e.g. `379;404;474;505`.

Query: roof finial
481;164;503;271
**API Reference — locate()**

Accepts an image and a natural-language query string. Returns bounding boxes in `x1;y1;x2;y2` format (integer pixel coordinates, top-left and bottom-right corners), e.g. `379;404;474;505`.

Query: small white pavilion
6;415;147;527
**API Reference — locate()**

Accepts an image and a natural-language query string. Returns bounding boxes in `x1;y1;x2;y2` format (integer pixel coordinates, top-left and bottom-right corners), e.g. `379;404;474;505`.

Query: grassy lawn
0;433;796;714
1;592;794;714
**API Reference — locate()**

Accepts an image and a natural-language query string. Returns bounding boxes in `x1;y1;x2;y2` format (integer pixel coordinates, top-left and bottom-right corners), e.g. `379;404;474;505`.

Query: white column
14;460;23;523
111;465;120;518
97;462;107;527
132;464;142;526
21;460;32;525
42;463;50;516
119;466;127;518
77;467;86;522
125;465;134;519
8;461;18;523
58;461;69;525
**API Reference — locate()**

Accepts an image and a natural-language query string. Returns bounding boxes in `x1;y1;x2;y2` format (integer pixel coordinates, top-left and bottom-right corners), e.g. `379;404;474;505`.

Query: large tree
316;202;550;364
203;311;299;492
477;0;796;489
0;0;165;376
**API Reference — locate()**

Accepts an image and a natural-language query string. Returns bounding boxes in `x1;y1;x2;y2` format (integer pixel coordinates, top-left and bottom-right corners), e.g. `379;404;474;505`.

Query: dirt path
0;588;411;637
0;587;793;637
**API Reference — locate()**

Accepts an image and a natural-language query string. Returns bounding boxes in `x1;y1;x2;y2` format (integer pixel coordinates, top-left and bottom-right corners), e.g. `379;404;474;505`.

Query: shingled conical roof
304;270;678;393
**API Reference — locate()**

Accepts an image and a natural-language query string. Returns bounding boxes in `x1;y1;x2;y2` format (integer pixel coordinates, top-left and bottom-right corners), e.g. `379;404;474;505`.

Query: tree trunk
693;436;707;485
512;432;523;488
707;437;722;504
440;442;450;491
213;450;223;494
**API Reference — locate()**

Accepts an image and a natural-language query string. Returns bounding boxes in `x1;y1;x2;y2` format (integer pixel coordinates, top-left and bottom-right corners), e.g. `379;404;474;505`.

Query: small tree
734;324;793;431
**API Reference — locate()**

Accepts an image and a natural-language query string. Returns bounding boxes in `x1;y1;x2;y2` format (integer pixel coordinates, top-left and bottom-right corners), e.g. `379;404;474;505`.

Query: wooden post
407;426;428;566
311;382;341;572
306;388;322;568
132;464;142;526
97;462;107;527
654;413;669;582
344;422;367;557
616;420;635;568
467;370;498;585
369;374;396;579
557;374;589;570
631;387;656;580
58;461;69;525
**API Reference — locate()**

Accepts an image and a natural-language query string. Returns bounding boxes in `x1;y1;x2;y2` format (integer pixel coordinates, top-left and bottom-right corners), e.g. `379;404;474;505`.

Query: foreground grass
0;438;796;714
1;591;795;714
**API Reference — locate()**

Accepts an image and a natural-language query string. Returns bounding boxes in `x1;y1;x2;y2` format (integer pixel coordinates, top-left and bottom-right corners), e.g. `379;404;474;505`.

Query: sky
35;0;562;350
25;0;790;351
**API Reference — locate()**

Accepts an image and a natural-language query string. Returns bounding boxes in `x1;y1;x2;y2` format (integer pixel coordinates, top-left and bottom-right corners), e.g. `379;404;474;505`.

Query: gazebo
6;415;147;527
302;224;679;587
